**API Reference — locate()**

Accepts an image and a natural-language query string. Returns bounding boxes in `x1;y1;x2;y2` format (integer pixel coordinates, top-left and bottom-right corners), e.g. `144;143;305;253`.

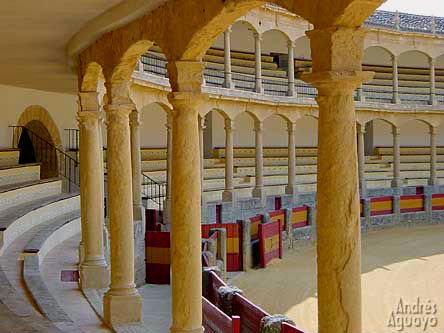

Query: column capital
129;109;142;127
78;91;100;111
287;122;296;133
225;26;232;34
168;91;208;112
104;103;133;127
77;111;102;130
224;118;235;131
253;120;263;132
167;60;205;93
429;57;435;67
430;126;437;136
199;115;206;130
392;126;400;136
253;32;262;41
357;123;366;135
302;70;374;94
287;39;295;49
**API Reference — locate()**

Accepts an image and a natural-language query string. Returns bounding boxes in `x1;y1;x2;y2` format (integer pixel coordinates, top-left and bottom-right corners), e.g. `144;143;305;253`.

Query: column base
170;326;204;333
428;178;438;187
252;187;264;199
391;179;402;189
224;80;234;89
393;97;401;104
78;242;85;264
80;263;110;289
285;184;298;195
222;190;236;202
103;290;142;326
133;204;145;222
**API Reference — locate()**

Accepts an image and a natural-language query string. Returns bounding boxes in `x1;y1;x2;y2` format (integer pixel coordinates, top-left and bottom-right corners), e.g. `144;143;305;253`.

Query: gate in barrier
258;220;282;268
145;231;170;284
202;223;243;272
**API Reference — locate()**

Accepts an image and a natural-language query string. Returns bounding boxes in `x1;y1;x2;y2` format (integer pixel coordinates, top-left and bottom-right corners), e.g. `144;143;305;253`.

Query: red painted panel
203;296;240;333
258;220;282;268
232;293;269;333
145;231;170;284
145;209;158;231
275;196;282;210
282;322;305;333
432;194;444;210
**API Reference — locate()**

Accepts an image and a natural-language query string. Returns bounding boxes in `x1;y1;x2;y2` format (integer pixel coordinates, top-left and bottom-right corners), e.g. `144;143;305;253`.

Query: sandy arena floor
232;225;443;333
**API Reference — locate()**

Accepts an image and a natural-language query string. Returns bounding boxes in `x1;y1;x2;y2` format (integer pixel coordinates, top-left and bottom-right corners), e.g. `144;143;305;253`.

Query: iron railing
142;173;166;211
10;126;79;192
64;128;79;151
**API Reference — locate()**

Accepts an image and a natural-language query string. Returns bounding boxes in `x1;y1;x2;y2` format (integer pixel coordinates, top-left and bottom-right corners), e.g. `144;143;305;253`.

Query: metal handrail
142;173;166;210
64;128;79;151
10;126;79;192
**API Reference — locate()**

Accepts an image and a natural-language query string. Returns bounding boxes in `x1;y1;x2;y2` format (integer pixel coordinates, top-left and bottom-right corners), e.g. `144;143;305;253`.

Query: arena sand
232;224;443;333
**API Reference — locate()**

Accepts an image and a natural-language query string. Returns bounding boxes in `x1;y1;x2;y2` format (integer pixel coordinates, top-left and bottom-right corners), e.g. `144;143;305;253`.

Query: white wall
0;84;77;149
295;116;318;146
139;103;167;148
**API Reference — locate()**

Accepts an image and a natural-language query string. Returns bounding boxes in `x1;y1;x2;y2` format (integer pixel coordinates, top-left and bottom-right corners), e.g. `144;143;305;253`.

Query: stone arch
17;105;62;150
232;19;259;35
398;49;431;68
363;46;394;66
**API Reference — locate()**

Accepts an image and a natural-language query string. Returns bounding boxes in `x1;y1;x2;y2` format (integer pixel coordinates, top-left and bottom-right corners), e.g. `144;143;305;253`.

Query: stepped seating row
0;149;20;167
0;162;82;332
144;47;444;100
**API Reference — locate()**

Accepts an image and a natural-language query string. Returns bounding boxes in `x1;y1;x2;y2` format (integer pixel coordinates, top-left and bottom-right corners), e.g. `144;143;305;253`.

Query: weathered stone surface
260;314;295;333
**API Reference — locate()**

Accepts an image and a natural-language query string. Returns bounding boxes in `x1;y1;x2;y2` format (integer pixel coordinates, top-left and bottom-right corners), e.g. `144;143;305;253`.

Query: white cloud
378;0;444;16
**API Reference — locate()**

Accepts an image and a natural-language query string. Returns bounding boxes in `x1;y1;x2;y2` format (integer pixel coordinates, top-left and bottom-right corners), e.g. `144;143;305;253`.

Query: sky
378;0;444;16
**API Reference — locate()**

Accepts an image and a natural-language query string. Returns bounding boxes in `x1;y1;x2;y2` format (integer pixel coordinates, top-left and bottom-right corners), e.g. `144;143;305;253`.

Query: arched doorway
16;106;62;179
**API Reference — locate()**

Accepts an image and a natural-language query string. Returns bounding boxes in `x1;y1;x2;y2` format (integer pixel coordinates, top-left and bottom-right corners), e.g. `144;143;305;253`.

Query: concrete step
0;163;41;187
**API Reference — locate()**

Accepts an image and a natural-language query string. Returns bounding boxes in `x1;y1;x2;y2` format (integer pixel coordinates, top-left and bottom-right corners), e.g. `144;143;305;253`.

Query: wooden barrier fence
232;293;270;333
202;223;242;272
370;196;393;216
249;215;263;241
400;194;424;213
258;220;282;268
269;209;286;230
281;322;306;333
203;297;241;333
432;194;444;210
145;231;170;284
290;206;308;229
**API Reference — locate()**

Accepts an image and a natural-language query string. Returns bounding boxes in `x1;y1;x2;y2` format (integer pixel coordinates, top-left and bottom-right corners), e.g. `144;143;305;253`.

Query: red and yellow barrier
145;231;170;284
291;206;308;229
258;220;282;268
269;209;286;230
432;194;444;210
370;196;393;216
249;215;263;241
202;223;243;272
400;195;424;213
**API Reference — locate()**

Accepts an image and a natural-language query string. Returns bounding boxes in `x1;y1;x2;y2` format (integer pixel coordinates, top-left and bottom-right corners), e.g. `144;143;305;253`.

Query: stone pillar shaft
302;26;373;333
254;33;263;94
252;120;264;199
224;27;233;89
168;91;205;333
429;126;437;186
429;58;436;105
223;119;235;202
357;124;367;198
77;102;109;288
163;114;173;225
285;122;297;195
130;110;144;221
392;55;400;104
199;116;205;194
287;40;295;97
391;126;401;188
103;103;141;325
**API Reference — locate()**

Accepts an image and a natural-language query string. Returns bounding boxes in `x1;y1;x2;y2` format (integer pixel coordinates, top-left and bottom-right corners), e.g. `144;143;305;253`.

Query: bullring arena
0;1;442;333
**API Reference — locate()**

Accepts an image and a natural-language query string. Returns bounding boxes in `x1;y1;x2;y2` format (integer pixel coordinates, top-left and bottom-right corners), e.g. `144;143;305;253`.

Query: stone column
163;113;172;225
103;103;141;326
392;55;400;104
357;124;367;198
77;92;109;289
252;120;264;200
222;118;235;202
167;84;207;333
429;57;436;105
224;26;234;89
287;40;296;97
199;115;205;194
357;84;365;102
391;126;401;189
301;27;374;333
429;126;438;186
129;109;144;222
254;32;264;94
285;122;297;195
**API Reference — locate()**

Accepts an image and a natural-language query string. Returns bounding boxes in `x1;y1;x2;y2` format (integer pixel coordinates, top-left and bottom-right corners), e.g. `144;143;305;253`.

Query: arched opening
18;120;58;179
